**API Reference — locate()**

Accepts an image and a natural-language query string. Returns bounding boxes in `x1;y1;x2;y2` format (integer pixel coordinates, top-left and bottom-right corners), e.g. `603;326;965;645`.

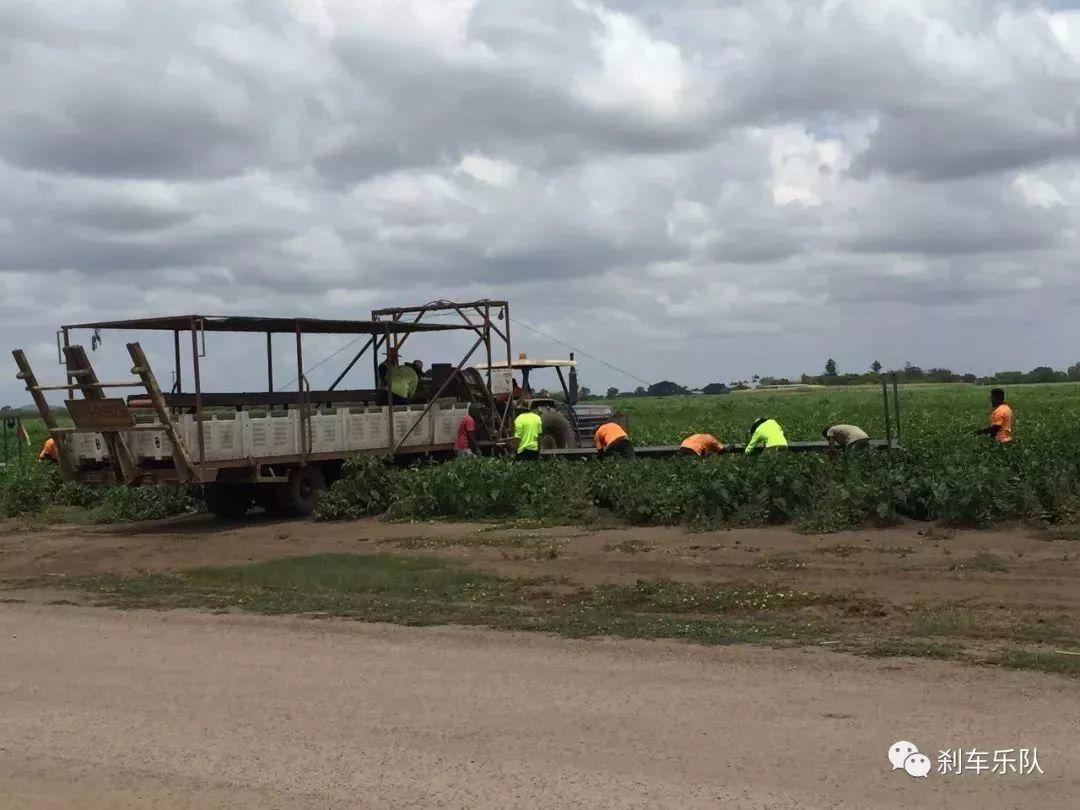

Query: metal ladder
12;342;197;484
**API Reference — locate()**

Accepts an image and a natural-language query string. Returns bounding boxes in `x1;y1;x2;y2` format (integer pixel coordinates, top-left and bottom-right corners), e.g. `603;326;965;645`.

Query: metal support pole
384;323;394;451
328;336;374;392
62;328;74;399
892;374;901;446
190;319;205;467
172;330;182;393
295;322;308;457
882;379;893;446
266;332;274;392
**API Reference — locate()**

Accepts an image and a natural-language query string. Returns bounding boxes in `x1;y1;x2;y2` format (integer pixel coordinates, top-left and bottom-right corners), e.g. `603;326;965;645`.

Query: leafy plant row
314;444;1080;531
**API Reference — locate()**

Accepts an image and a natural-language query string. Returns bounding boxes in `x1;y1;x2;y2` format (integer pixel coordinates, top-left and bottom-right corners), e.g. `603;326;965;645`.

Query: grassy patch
812;543;864;557
63;554;855;646
755;551;807;571
993;649;1080;677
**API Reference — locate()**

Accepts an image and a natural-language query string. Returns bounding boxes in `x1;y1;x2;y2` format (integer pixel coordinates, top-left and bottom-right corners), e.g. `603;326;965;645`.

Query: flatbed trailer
13;301;517;516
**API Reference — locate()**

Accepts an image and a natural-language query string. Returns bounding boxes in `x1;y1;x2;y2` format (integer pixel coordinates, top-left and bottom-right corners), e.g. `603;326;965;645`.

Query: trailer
13;301;516;517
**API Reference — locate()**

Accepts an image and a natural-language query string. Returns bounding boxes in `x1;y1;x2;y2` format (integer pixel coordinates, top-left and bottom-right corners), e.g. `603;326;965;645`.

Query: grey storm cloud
2;0;1080;403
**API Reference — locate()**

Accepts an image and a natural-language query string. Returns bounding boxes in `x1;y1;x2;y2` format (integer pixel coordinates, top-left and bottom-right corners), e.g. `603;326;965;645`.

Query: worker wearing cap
514;404;543;461
38;436;58;463
823;424;869;451
974;388;1013;444
594;422;634;459
745;418;788;454
679;434;725;457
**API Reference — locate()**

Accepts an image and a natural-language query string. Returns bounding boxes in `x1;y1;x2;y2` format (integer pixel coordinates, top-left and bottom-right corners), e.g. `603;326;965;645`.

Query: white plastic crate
432;403;469;445
73;432;109;463
183;412;245;461
393;405;432;447
131;427;173;462
243;410;298;457
308;409;345;454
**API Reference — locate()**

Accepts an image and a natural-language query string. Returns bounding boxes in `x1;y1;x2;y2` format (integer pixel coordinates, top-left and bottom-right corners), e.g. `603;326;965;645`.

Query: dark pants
846;438;870;451
516;449;540;461
678;446;699;457
601;437;635;459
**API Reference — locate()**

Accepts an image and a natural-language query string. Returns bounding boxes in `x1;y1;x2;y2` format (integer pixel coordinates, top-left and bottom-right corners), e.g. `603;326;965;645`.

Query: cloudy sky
2;0;1080;402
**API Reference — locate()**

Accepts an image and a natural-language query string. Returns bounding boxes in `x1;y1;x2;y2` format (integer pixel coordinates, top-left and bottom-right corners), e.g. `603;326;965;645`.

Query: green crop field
4;383;1080;530
605;382;1078;449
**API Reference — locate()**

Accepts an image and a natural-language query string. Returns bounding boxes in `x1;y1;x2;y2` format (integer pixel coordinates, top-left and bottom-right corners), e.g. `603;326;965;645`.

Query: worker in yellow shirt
513;405;543;461
679;434;725;457
745;418;788;454
973;388;1013;444
594;422;635;459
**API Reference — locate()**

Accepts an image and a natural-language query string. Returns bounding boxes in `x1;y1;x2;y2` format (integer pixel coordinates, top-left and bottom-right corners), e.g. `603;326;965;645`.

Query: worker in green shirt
745;418;788;454
513;405;543;461
380;350;418;405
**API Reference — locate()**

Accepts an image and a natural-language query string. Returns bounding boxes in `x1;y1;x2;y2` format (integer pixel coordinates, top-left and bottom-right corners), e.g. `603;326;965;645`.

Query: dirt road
1;602;1076;809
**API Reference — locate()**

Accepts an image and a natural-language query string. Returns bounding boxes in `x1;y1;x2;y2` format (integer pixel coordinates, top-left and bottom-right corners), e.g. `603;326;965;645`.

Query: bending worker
973;388;1013;444
679;433;725;457
745;418;788;454
823;424;869;451
514;404;543;461
39;436;58;463
594;421;635;459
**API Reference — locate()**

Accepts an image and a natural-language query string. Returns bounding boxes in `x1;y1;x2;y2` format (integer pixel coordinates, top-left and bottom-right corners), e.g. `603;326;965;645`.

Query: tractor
474;353;625;450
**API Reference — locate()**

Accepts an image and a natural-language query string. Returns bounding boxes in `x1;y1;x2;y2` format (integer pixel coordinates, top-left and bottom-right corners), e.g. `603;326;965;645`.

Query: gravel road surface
1;603;1076;808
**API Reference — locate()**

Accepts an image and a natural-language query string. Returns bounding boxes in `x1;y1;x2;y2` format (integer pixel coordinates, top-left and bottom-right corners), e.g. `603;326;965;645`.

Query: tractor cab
474;353;622;448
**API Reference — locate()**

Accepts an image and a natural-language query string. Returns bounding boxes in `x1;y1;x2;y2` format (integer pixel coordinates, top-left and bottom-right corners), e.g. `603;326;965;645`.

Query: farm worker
38;436;58;463
594;422;635;459
514;405;543;461
823;424;869;451
455;407;480;458
386;363;418;404
973;388;1013;444
745;418;788;454
679;434;725;457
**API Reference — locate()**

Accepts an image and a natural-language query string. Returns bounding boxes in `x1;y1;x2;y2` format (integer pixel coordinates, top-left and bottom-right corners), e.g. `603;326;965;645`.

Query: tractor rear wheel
204;483;253;519
540;411;574;450
274;465;326;517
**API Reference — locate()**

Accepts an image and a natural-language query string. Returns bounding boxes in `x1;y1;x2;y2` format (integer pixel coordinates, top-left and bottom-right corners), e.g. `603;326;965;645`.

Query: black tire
274;465;326;517
204;483;253;519
540;411;574;450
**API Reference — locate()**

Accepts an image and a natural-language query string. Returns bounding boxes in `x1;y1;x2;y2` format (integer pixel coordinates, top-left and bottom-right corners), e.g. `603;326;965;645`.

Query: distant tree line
586;360;1080;399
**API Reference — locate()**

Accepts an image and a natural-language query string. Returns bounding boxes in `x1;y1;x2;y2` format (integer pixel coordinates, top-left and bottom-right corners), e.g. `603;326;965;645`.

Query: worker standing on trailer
823;424;869;451
679;434;725;457
455;406;480;458
974;388;1013;444
38;436;58;463
514;404;543;461
594;422;635;459
745;418;788;454
382;351;418;405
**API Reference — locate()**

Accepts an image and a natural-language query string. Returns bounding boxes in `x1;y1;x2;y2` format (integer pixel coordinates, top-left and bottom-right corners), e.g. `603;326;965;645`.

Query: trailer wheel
540;411;574;450
275;465;326;517
254;486;291;517
204;483;253;519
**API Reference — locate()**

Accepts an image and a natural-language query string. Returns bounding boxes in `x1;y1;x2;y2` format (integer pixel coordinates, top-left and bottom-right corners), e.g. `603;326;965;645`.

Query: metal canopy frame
55;302;512;471
371;300;513;444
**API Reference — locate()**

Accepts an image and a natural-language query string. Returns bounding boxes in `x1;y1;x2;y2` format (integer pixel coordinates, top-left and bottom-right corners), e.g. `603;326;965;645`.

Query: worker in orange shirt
594;421;635;459
38;436;59;463
679;433;725;457
974;388;1013;444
